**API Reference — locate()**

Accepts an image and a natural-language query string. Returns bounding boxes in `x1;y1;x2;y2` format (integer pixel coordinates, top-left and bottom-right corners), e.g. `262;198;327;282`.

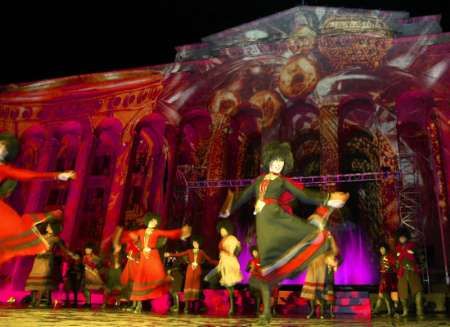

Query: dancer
165;236;217;314
301;230;339;319
114;212;191;313
82;243;104;308
102;246;123;309
63;249;84;308
246;245;262;314
166;253;184;313
373;243;398;316
220;141;349;322
116;228;140;311
303;225;340;319
205;220;242;315
25;218;64;308
395;228;423;318
0;132;75;265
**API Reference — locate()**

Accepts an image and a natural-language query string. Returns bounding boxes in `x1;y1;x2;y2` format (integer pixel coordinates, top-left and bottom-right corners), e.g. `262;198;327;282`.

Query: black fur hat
261;141;294;174
216;219;235;235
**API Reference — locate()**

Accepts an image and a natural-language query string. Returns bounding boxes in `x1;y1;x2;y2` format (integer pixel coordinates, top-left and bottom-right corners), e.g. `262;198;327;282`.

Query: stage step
335;297;370;306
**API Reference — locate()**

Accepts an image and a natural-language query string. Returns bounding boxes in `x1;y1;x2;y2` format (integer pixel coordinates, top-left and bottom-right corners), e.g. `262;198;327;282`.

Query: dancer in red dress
373;243;398;316
0;132;75;265
165;235;217;314
114;212;191;313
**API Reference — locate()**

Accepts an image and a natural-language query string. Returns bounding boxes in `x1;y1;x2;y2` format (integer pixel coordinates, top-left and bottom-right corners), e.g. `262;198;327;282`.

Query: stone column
61;132;94;245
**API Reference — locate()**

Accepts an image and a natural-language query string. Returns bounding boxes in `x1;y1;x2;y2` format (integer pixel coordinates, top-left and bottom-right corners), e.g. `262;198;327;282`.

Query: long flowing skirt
25;253;58;292
256;204;330;284
0;200;52;265
130;250;170;301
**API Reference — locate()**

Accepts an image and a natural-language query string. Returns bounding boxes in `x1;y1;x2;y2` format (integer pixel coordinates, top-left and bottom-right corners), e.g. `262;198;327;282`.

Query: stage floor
0;309;448;327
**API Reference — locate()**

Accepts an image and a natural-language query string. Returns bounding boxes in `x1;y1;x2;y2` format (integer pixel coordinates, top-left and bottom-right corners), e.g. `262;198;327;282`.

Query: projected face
269;158;284;174
0;142;8;162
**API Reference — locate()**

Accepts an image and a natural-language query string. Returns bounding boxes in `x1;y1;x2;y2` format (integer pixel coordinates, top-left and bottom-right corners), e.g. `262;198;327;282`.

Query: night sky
1;0;448;85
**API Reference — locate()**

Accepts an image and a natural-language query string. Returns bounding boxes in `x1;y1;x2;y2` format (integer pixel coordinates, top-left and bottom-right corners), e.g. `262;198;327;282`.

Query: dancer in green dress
220;142;349;323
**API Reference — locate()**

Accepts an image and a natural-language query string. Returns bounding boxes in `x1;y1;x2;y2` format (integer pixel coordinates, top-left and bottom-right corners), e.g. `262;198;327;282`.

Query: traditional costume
82;251;104;307
25;222;64;307
395;229;423;317
221;142;348;322
168;242;217;312
301;232;339;319
116;212;190;313
0;132;74;265
373;245;398;316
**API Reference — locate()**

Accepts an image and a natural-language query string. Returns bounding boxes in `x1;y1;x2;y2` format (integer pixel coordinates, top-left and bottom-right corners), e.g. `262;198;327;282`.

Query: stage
0;308;448;327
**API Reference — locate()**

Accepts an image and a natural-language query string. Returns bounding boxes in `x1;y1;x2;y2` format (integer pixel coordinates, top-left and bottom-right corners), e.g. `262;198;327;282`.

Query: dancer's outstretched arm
283;178;330;206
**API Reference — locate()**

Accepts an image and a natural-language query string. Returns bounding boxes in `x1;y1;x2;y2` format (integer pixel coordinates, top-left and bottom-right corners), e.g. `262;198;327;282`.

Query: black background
1;0;448;84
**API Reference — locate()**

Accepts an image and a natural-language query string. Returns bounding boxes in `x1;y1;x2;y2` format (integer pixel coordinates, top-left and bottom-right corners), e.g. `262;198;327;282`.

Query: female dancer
25;219;64;307
165;235;217;313
0;132;75;265
372;243;398;316
220;142;349;322
114;212;191;313
205;220;242;315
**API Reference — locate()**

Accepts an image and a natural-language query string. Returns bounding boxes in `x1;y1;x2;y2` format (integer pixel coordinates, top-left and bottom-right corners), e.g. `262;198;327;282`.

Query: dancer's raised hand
328;192;350;208
181;225;192;239
58;170;76;181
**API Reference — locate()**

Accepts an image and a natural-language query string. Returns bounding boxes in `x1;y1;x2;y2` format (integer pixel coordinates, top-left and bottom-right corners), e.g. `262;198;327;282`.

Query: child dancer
395;228;423;317
25;219;64;308
373;243;398;316
165;235;217;314
166;254;184;313
64;249;84;308
205;220;242;315
102;246;123;309
301;230;339;319
82;243;104;308
246;246;262;314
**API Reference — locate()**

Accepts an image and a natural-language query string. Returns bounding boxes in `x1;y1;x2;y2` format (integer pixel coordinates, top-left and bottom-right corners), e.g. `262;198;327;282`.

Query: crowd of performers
0;133;426;323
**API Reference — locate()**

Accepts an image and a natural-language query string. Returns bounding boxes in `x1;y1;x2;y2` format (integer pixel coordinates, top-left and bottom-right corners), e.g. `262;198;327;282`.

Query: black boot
227;287;235;316
170;293;179;313
255;294;261;315
306;300;316;319
400;299;408;317
133;301;142;314
372;297;383;315
328;302;336;318
383;294;392;317
28;291;37;308
415;292;424;318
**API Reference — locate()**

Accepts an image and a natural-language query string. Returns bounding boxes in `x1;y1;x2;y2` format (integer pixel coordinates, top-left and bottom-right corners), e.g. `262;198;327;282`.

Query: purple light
237;223;377;285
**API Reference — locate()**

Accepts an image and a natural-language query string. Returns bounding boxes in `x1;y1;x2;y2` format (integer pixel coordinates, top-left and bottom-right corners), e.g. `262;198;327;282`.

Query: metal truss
185;171;400;189
397;152;431;290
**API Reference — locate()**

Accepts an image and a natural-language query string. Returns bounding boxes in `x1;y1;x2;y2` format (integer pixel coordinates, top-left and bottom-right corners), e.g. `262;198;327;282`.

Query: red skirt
0;200;51;265
130;250;170;301
184;264;202;301
379;272;397;293
120;258;139;286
